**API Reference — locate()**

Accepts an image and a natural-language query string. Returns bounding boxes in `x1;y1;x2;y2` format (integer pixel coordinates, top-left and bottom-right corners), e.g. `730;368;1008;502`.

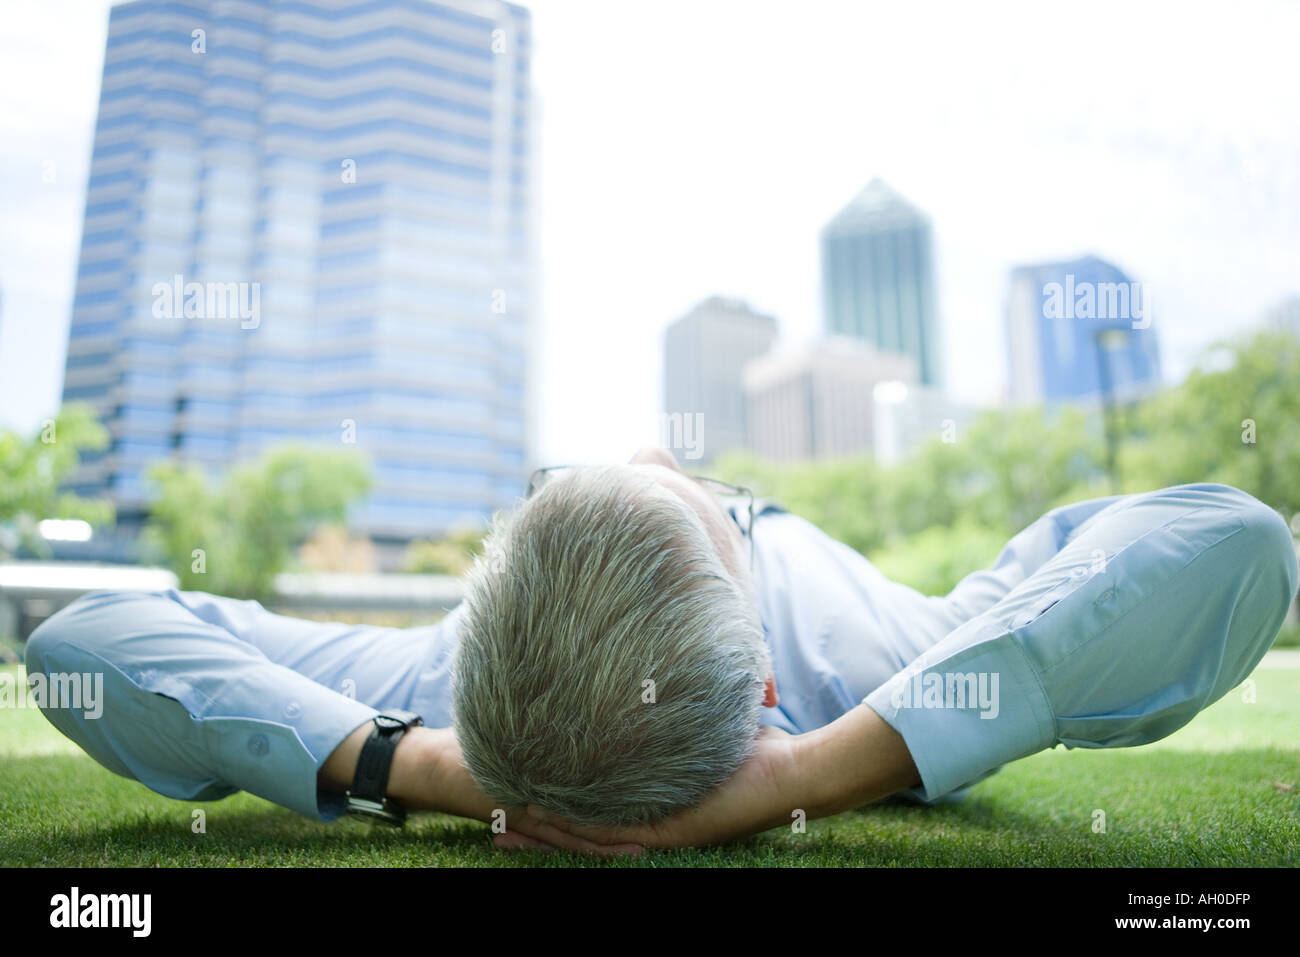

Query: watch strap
347;710;423;824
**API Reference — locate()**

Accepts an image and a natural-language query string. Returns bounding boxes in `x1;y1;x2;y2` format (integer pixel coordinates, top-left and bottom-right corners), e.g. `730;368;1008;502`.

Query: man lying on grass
26;448;1298;856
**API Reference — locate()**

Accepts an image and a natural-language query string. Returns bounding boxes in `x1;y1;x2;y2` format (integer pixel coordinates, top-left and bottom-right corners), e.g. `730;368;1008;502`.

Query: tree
1117;329;1300;520
716;403;1104;555
403;525;488;576
0;404;113;559
142;445;372;600
868;517;1009;597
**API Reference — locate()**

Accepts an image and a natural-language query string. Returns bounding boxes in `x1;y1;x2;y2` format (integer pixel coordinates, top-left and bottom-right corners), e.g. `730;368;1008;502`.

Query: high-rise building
662;296;778;465
821;178;940;386
1264;294;1300;338
743;336;917;463
61;0;535;547
1005;255;1160;404
870;380;977;466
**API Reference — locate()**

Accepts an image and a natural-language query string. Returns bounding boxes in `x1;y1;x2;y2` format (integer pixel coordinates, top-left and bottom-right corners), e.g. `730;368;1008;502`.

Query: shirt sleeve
25;589;381;821
862;619;1058;801
862;482;1297;802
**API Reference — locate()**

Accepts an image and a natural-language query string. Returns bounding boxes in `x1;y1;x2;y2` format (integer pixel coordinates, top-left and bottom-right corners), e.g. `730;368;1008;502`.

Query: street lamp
1094;328;1130;494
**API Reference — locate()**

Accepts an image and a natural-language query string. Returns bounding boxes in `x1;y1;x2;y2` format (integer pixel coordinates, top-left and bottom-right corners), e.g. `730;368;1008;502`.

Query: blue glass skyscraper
62;0;535;547
1005;255;1160;404
821;178;940;387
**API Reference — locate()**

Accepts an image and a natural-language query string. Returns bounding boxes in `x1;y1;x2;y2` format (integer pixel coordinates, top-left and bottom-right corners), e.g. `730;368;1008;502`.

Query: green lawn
2;659;1298;867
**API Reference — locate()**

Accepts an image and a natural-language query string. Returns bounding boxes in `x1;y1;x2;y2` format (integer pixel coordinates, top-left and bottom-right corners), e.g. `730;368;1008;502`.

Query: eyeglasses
526;466;756;573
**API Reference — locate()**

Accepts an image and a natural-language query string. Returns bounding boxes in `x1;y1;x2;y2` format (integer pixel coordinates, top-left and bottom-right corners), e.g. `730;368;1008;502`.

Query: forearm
318;724;496;823
793;703;921;819
520;707;924;851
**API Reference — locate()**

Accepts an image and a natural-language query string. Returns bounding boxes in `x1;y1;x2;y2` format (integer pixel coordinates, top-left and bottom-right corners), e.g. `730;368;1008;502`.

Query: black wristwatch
345;710;424;826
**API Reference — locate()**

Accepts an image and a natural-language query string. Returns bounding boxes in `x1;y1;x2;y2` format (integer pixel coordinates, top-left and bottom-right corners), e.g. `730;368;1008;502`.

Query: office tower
742;336;917;463
662;296;778;465
1005;255;1161;404
821;178;940;386
870;380;976;466
1264;295;1300;338
61;0;535;547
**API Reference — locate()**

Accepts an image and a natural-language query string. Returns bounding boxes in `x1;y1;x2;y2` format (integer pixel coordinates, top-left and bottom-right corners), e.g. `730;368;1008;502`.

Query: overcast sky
2;0;1297;464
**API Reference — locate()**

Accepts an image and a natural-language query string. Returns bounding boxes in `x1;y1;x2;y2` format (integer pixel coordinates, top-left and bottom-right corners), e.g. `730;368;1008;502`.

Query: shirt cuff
202;688;379;822
863;626;1057;801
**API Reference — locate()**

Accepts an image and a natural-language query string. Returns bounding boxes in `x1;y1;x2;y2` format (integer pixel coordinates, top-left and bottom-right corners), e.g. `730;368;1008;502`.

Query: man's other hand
495;725;802;854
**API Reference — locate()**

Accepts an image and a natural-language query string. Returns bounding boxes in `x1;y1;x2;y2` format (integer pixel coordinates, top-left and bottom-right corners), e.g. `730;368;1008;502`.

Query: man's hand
323;704;920;856
496;726;803;853
495;704;922;856
421;728;647;857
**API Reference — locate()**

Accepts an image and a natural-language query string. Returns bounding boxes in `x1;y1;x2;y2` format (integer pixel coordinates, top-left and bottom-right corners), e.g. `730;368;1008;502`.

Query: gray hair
451;465;770;827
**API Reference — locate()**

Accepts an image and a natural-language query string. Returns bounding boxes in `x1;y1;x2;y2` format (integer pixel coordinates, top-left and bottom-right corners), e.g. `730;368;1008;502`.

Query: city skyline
3;0;1299;469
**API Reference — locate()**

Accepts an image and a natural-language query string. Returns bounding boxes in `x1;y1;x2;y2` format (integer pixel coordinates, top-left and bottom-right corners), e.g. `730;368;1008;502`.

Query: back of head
451;465;769;826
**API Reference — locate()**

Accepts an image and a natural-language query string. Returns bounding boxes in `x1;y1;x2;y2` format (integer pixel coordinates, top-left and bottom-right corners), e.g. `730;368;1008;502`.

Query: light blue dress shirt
748;483;1296;802
25;482;1296;820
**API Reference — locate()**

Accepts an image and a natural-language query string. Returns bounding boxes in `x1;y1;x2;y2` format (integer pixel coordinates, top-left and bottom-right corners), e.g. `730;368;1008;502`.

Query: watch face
346;796;406;826
374;714;406;732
